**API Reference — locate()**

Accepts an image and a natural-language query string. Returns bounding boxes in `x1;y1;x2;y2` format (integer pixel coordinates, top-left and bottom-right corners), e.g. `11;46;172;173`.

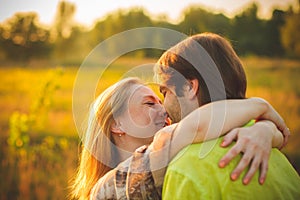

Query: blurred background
0;0;299;199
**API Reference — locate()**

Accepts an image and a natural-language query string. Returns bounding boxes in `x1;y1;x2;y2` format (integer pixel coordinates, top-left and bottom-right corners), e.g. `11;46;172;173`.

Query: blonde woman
70;77;287;200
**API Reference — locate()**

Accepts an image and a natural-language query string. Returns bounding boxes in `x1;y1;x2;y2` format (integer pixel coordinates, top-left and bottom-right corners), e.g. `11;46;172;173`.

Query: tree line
0;1;299;64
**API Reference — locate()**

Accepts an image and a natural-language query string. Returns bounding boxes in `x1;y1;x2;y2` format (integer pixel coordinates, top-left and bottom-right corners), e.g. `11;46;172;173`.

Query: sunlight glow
0;0;298;27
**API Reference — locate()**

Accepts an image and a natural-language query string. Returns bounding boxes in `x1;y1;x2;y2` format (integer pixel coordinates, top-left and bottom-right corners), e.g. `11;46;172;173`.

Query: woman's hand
218;120;283;185
251;97;290;146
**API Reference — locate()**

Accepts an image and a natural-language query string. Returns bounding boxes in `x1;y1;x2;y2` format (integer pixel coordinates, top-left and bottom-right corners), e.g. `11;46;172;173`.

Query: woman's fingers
219;123;273;185
242;155;262;185
220;128;239;147
230;150;253;182
219;139;243;168
281;126;291;148
259;158;269;185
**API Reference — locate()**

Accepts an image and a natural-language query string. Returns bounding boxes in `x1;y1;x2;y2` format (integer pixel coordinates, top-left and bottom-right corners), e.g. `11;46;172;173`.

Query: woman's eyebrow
142;95;161;103
142;95;156;100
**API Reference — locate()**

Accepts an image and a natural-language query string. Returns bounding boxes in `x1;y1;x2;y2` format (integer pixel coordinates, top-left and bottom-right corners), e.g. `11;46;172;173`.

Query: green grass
0;56;299;199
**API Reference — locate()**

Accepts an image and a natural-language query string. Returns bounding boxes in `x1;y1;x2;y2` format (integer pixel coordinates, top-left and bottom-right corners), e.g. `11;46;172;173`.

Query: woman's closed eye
145;102;155;106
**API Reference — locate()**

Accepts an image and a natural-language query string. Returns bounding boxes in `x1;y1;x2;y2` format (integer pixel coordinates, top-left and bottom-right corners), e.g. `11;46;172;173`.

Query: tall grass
243;57;300;155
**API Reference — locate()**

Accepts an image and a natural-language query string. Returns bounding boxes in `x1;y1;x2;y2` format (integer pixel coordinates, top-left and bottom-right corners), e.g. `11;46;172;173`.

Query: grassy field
0;57;300;199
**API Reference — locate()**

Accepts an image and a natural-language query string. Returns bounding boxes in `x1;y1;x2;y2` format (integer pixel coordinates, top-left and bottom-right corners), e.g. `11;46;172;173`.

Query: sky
0;0;298;27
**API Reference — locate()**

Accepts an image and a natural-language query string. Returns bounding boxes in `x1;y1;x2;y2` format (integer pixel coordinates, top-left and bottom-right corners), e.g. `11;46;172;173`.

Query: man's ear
111;121;125;134
186;79;199;100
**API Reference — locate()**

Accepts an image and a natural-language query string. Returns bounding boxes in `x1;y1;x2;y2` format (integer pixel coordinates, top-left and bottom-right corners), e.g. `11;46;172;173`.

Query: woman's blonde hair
70;77;143;199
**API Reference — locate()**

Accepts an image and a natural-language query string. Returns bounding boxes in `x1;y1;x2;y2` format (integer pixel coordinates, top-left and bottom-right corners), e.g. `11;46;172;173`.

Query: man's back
162;137;300;200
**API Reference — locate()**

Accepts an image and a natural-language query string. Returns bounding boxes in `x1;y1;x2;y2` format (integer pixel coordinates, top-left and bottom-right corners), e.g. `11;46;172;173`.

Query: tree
91;8;152;42
229;3;267;55
90;8;154;58
0;12;51;61
52;0;76;39
264;9;286;56
280;5;300;58
51;1;78;62
179;6;230;36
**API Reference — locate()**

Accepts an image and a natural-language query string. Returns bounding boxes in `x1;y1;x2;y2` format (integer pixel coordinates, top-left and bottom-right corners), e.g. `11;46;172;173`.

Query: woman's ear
111;121;125;134
186;79;199;100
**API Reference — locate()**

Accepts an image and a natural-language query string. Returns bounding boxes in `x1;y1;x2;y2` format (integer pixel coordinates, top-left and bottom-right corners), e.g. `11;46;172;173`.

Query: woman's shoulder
151;124;177;151
90;157;133;200
90;170;116;200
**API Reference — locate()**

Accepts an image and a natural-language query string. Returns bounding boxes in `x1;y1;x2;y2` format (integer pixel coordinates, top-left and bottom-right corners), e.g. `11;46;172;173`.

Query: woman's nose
157;104;167;117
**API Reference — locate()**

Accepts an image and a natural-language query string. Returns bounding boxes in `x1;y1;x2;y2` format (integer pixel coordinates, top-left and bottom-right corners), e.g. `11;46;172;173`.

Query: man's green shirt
163;132;300;199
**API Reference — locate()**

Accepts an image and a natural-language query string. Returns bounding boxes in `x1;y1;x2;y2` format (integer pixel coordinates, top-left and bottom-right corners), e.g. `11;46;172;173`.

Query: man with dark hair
155;33;300;199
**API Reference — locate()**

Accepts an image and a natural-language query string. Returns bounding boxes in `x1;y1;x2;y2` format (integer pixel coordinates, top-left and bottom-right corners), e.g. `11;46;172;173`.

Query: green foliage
263;9;286;56
8;112;31;149
229;4;264;55
0;12;52;61
2;68;77;199
8;68;62;150
179;7;230;35
92;8;152;42
53;1;76;39
89;8;155;58
229;5;288;56
280;9;300;57
51;1;86;64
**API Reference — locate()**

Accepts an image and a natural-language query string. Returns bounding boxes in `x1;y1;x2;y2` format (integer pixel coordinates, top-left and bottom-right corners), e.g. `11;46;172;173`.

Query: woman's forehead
130;85;158;101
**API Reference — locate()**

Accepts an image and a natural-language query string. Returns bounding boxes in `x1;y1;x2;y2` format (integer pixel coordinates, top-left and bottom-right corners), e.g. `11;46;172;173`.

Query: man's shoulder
169;137;228;166
162;137;232;199
167;137;234;179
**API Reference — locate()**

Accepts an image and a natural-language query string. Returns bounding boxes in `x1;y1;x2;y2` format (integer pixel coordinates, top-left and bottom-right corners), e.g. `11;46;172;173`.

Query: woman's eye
145;102;155;106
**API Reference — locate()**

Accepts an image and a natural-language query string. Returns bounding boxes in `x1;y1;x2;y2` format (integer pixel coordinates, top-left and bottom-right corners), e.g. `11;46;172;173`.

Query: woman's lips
165;117;172;126
155;121;166;126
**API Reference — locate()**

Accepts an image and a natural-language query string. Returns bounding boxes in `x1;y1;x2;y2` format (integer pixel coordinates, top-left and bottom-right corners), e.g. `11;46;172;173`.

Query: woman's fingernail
221;141;226;146
259;178;265;185
219;161;225;168
231;173;237;180
243;178;249;185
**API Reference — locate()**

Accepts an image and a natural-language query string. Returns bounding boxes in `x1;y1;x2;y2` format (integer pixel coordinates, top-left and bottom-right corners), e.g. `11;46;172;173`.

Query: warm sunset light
0;0;298;26
0;0;299;199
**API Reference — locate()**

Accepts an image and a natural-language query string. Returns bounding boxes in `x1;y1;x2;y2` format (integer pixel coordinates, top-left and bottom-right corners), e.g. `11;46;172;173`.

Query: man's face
159;85;181;123
159;83;196;123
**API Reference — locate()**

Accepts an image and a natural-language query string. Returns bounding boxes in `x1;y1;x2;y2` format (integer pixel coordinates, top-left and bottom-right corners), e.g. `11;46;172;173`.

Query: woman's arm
150;97;288;185
165;97;287;158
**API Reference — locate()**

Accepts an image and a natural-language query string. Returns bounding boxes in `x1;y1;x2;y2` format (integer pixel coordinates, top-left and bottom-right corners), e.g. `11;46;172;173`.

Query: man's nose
157;104;167;117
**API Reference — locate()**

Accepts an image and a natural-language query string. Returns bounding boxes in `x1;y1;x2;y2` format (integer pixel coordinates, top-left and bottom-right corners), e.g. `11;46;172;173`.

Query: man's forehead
159;84;177;94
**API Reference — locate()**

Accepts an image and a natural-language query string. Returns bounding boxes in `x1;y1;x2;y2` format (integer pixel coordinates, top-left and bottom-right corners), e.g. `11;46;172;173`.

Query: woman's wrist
250;97;269;117
250;97;289;148
256;120;284;149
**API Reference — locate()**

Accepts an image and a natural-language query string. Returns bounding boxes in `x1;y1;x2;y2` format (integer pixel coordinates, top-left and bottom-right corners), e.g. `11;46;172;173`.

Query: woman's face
117;84;167;140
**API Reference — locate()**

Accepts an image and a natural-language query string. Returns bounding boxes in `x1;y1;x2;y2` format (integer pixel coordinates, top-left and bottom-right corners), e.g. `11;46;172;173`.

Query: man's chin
170;116;180;123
